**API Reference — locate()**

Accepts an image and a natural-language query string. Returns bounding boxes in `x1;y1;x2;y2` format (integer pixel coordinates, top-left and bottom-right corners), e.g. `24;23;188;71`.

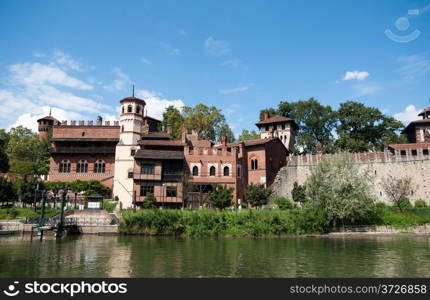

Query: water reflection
0;234;429;277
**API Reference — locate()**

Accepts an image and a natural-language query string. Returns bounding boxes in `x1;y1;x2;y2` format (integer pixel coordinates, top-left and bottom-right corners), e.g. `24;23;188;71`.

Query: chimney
263;110;269;120
221;136;227;146
166;124;173;135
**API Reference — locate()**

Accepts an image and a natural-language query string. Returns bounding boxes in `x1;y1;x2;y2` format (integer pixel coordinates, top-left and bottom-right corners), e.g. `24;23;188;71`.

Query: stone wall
272;150;430;204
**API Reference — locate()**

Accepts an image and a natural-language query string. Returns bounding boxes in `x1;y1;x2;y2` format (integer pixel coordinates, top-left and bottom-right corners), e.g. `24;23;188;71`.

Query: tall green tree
216;123;235;143
0;129;9;173
162;106;184;140
335;101;406;152
245;184;273;208
238;129;260;141
0;177;15;206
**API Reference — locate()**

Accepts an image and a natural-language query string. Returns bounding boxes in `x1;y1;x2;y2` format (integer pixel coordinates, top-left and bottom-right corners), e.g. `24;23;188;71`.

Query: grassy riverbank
119;206;430;236
0;207;59;220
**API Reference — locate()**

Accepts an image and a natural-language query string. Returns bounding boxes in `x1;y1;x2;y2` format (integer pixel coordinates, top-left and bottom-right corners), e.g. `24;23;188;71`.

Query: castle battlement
58;120;120;127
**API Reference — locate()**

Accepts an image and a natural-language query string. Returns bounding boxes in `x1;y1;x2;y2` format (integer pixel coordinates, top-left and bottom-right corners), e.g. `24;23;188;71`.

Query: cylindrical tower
119;96;146;145
37;116;59;140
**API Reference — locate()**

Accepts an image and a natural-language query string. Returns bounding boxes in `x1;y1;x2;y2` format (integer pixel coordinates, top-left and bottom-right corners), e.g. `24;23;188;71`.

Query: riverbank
119;207;430;237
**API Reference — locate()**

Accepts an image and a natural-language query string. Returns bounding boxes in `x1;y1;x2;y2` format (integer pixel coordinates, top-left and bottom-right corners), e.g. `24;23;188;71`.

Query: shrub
398;198;413;211
142;193;157;209
414;200;427;208
103;199;117;213
273;197;294;210
292;182;306;203
381;175;414;213
245;184;272;208
375;202;387;209
305;153;376;226
7;207;18;219
208;185;233;209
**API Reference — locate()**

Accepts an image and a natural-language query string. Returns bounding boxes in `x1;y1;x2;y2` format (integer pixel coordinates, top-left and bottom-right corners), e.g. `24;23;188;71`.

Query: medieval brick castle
37;96;430;208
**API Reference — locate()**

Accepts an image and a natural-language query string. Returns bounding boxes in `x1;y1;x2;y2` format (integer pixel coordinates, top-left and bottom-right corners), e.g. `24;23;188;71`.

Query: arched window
122;106;124;114
192;166;199;176
251;159;258;170
136;105;140;114
209;166;216;176
77;160;88;173
223;166;230;176
127;105;132;113
59;160;71;173
94;160;106;173
121;126;124;133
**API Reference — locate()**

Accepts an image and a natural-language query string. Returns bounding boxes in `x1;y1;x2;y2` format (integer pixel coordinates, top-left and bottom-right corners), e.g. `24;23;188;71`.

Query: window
122;106;124;114
59;160;71;173
412;150;417;156
127;105;132;113
130;149;136;156
140;185;154;196
251;159;258;170
166;186;177;197
209;166;216;176
424;149;429;156
77;160;88;173
81;131;85;136
141;163;155;175
237;165;241;178
223;166;230;176
128;172;133;178
192;166;199;176
136;106;140;114
94;160;105;173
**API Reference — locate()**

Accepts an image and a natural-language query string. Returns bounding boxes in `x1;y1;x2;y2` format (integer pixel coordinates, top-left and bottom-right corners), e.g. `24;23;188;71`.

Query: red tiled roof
139;140;186;147
120;96;146;105
143;116;162;123
37;115;60;123
387;143;430;150
141;132;170;138
134;149;184;160
418;107;430;116
401;119;430;133
255;115;299;130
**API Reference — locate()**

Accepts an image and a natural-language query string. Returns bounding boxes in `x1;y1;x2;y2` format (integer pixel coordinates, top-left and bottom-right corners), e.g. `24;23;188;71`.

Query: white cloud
204;36;230;57
219;86;249;94
141;58;151;65
9;62;93;90
53;50;84;71
103;68;133;91
33;52;46;58
397;53;430;80
342;71;370;81
135;89;185;120
394;105;420;123
352;84;382;96
220;58;241;67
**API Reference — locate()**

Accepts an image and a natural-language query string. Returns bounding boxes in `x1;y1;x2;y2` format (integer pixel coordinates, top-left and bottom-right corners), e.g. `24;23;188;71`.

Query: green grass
372;207;430;229
120;208;328;236
0;207;60;220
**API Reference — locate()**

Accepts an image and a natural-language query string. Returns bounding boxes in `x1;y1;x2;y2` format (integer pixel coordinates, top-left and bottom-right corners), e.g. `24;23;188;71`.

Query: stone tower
255;111;299;153
37;114;60;140
402;105;430;143
113;96;146;209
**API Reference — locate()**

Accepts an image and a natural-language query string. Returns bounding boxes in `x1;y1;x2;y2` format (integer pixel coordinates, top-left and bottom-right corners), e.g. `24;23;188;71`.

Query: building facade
39;96;290;209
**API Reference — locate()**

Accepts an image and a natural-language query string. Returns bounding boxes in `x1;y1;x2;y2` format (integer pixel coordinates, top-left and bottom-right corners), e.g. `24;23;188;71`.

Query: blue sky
0;0;429;136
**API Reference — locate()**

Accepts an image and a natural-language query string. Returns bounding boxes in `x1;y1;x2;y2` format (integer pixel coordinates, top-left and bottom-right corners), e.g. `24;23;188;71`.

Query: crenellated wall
272;149;430;204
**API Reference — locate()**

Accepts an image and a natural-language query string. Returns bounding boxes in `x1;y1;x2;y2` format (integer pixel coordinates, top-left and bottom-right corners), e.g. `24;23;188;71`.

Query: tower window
82;132;85;136
223;166;230;177
122;106;124;114
127;105;132;113
94;160;106;173
192;166;199;176
251;159;258;170
136;106;140;114
59;160;71;173
77;160;88;173
130;149;136;156
209;166;216;176
141;163;155;175
166;186;177;197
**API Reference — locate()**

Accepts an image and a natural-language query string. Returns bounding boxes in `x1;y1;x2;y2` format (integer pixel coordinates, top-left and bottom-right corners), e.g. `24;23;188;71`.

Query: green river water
1;234;430;277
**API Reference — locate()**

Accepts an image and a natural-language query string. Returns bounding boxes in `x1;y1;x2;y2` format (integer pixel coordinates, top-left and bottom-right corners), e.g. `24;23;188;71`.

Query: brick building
39;96;292;209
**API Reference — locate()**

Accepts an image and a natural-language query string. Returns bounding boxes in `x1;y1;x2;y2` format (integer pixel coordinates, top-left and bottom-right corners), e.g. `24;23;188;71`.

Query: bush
7;207;18;219
305;153;376;226
273;197;294;210
292;182;306;203
208;185;233;209
375;202;387;209
414;200;427;208
103;199;117;213
245;184;272;208
398;198;413;211
142;193;157;209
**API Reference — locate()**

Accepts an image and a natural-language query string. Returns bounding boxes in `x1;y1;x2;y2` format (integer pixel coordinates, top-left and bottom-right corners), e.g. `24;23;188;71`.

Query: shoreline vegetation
119;206;430;237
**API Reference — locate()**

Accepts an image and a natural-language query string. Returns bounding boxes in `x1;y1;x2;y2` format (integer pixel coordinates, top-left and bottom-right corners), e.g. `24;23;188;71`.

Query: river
1;234;430;277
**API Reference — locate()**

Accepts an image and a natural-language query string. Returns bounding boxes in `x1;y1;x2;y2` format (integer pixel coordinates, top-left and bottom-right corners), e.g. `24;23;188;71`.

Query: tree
381;175;414;212
142;192;157;209
68;180;86;208
17;178;39;206
182;104;227;141
208;185;233;209
0;129;9;173
0;177;15;206
238;129;260;141
335;101;405;152
305;153;376;226
5;126;51;175
162;106;184;140
291;182;306;203
245;184;273;209
216;123;235;143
